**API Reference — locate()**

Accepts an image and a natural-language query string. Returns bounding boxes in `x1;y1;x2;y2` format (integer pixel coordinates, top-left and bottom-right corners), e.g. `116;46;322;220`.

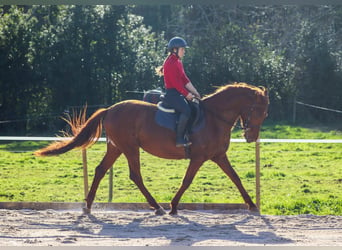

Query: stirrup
176;140;192;147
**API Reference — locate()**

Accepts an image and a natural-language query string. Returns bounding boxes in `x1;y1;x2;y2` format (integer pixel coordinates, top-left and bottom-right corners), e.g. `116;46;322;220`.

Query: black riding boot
176;113;192;147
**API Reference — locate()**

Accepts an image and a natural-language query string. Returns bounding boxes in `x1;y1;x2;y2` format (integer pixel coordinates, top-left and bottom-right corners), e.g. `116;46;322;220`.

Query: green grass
0;123;341;215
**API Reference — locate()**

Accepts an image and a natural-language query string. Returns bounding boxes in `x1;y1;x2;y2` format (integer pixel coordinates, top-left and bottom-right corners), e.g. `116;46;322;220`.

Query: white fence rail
1;136;342;143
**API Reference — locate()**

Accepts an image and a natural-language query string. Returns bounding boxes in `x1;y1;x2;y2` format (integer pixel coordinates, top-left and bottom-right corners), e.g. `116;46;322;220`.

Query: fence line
296;101;342;114
1;136;341;213
1;136;342;143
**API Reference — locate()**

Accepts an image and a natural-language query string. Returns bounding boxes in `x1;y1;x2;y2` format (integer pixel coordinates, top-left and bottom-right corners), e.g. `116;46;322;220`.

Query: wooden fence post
109;167;113;202
255;138;261;211
82;149;89;201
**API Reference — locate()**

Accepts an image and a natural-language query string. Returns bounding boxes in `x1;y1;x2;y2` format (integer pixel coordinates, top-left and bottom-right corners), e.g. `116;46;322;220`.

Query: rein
203;105;237;128
204;102;262;131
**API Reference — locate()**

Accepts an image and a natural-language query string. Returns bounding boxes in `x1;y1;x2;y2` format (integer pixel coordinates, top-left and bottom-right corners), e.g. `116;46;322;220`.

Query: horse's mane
203;82;266;100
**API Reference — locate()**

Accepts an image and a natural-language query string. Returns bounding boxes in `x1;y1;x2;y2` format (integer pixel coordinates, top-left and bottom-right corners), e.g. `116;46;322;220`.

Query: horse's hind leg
212;154;258;212
85;142;122;213
124;146;165;215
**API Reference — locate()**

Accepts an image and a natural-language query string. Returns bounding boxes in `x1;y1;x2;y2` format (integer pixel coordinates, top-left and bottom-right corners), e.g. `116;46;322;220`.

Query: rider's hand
186;93;194;101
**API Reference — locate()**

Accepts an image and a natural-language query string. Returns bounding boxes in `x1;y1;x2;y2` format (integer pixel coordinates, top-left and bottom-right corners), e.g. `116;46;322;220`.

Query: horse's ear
258;86;268;96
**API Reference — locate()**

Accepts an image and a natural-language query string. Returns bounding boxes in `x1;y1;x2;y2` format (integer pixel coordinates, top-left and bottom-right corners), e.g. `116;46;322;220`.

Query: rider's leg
176;113;191;147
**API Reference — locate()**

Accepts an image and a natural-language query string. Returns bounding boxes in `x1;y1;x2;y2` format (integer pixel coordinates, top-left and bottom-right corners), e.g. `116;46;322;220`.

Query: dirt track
0;209;341;246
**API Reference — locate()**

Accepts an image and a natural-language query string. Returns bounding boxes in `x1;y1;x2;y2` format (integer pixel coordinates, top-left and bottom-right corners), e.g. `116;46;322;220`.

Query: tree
0;6;43;133
1;5;342;135
0;5;166;134
154;5;342;122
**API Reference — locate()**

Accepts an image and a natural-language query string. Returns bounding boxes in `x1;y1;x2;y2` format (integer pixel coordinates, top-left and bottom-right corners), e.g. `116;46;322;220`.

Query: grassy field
0;122;341;215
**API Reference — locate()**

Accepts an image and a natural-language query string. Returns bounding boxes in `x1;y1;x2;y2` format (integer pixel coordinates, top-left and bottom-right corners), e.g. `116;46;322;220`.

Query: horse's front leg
170;159;204;215
211;154;259;212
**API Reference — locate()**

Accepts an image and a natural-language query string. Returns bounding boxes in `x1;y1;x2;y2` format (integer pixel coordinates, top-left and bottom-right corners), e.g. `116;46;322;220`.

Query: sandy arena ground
0;208;341;246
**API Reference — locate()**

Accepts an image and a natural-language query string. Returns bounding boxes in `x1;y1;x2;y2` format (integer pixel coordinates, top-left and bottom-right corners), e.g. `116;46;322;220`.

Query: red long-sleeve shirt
163;54;190;97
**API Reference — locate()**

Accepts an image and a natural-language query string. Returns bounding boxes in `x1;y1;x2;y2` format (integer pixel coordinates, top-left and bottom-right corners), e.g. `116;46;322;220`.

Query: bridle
205;102;264;132
240;103;260;131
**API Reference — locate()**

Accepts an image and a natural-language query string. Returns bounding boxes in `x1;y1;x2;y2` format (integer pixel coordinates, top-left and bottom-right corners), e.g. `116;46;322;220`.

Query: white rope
296;101;342;114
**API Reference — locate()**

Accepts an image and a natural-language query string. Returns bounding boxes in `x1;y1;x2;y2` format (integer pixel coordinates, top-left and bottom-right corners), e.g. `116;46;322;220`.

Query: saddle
155;98;205;135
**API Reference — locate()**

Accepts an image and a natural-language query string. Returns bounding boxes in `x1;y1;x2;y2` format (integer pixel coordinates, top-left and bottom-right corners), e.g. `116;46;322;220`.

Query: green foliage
0;5;165;135
162;6;342;122
1;5;342;135
0;6;46;133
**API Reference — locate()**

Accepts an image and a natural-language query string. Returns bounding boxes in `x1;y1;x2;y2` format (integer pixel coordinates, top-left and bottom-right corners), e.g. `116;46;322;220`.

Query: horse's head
203;83;269;142
239;86;269;143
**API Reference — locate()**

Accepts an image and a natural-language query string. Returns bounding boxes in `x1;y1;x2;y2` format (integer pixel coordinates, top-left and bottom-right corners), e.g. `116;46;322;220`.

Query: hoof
169;209;178;216
82;207;91;214
155;207;166;216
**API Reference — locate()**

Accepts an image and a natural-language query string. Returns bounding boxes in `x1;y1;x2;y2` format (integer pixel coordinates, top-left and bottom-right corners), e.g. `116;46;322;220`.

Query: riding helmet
167;37;189;52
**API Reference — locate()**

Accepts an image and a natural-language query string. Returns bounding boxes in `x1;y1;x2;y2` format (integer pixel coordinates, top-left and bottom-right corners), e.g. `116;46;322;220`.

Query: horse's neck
203;94;247;127
205;87;253;109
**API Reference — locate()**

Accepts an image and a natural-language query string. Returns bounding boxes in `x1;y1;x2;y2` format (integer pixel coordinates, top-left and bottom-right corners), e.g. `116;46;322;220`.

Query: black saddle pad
155;101;205;133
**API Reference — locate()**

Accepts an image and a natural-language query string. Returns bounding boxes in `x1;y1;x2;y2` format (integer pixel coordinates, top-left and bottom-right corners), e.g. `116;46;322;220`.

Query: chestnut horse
35;82;269;215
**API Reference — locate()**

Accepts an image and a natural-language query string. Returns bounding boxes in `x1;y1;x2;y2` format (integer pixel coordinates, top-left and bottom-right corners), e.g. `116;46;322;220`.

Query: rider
160;37;201;147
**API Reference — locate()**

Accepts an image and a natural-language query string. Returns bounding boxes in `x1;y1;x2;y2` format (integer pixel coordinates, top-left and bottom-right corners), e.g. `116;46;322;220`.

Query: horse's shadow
16;209;293;245
60;210;293;246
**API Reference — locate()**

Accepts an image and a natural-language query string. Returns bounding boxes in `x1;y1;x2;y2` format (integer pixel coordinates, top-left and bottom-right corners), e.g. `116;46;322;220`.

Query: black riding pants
163;89;191;118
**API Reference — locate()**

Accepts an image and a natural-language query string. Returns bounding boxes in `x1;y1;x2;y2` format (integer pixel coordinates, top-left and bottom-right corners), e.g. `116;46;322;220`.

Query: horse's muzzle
244;128;259;143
